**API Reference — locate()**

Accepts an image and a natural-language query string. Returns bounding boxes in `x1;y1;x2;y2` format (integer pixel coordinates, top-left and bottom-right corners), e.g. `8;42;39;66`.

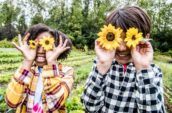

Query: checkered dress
81;59;166;113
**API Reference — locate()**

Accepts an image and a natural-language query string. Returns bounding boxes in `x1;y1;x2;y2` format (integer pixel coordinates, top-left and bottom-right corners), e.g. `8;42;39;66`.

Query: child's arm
42;64;74;111
81;59;112;113
5;60;33;108
135;65;166;112
6;33;36;108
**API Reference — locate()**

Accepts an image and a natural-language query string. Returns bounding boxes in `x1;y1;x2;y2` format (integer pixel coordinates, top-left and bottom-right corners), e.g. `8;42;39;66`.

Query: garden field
0;48;172;113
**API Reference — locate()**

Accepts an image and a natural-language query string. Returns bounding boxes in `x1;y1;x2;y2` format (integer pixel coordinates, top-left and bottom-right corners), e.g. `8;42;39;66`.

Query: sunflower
124;27;143;48
29;40;37;49
97;24;123;50
39;36;55;51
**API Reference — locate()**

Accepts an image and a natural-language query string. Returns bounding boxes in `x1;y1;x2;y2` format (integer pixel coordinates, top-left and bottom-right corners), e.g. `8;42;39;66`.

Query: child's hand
95;40;115;75
131;41;153;71
46;35;70;65
95;40;115;64
12;33;37;62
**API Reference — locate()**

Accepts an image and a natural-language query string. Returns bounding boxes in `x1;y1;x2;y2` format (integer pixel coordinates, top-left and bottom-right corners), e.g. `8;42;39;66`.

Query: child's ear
145;33;150;39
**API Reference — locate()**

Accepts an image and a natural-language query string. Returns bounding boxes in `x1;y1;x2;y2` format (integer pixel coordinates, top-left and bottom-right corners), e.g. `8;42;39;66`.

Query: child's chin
116;59;131;64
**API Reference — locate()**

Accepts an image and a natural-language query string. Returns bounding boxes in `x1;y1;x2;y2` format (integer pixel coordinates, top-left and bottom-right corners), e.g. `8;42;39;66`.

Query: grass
155;61;172;88
154;54;172;112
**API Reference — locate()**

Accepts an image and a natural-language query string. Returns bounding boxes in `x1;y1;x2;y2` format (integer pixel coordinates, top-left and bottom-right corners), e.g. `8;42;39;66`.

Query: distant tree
0;0;171;51
139;0;172;52
0;0;20;40
31;13;44;25
0;24;17;40
17;14;28;35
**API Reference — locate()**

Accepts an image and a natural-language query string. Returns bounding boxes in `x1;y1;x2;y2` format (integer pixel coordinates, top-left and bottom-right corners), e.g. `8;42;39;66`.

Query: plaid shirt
81;59;166;113
5;63;74;113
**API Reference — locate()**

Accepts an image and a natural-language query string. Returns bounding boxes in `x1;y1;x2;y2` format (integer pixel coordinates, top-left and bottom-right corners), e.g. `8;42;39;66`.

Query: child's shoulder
150;63;162;76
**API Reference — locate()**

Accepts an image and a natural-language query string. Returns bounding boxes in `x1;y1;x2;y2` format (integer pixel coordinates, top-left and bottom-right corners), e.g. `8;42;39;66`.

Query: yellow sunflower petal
39;36;54;51
29;40;37;49
125;27;143;48
97;24;122;50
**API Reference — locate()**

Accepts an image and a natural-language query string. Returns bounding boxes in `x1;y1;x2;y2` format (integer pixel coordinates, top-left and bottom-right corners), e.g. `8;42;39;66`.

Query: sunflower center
45;40;50;45
32;42;35;46
106;32;115;41
132;35;136;40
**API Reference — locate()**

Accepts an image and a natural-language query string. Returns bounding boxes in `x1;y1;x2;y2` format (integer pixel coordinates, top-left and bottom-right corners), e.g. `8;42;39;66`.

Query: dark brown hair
106;6;151;37
25;23;72;60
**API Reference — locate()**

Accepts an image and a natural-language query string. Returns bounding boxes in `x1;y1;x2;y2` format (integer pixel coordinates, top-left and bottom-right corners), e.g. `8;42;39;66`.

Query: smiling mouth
115;52;131;60
117;53;130;56
117;51;130;56
36;57;46;62
35;53;46;62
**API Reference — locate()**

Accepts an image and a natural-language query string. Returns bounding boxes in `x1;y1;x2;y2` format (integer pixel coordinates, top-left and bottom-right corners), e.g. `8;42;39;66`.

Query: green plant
0;39;13;48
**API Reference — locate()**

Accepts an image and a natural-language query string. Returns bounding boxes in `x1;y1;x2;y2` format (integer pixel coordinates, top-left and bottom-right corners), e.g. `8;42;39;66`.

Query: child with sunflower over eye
5;23;74;113
81;6;166;113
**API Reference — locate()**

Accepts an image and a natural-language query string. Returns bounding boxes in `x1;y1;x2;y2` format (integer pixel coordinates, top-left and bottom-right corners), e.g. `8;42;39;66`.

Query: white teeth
36;57;46;62
119;54;126;57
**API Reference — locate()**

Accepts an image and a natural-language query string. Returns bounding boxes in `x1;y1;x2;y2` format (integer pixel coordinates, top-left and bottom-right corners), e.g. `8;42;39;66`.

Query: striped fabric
5;63;74;113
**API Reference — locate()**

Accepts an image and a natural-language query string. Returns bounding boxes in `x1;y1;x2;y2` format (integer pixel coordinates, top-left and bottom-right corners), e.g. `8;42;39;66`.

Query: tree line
0;0;171;51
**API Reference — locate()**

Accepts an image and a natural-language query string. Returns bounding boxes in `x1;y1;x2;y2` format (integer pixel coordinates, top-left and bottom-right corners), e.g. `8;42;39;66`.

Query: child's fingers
95;40;108;51
64;46;70;51
138;41;151;48
95;40;100;49
131;46;141;57
145;41;152;48
94;40;99;51
131;46;136;54
12;42;21;51
145;41;153;53
18;34;23;46
62;39;68;48
133;41;153;55
58;35;63;47
140;41;152;50
23;33;30;45
52;43;56;50
95;39;100;45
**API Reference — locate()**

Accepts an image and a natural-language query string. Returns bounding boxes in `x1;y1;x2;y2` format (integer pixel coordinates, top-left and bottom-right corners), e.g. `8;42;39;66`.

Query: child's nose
37;45;45;53
118;45;127;51
117;41;128;51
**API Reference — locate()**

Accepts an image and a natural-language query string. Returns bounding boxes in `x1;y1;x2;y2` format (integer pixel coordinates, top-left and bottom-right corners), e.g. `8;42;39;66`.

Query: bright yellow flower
125;27;143;48
29;40;37;49
97;24;123;50
39;36;55;51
